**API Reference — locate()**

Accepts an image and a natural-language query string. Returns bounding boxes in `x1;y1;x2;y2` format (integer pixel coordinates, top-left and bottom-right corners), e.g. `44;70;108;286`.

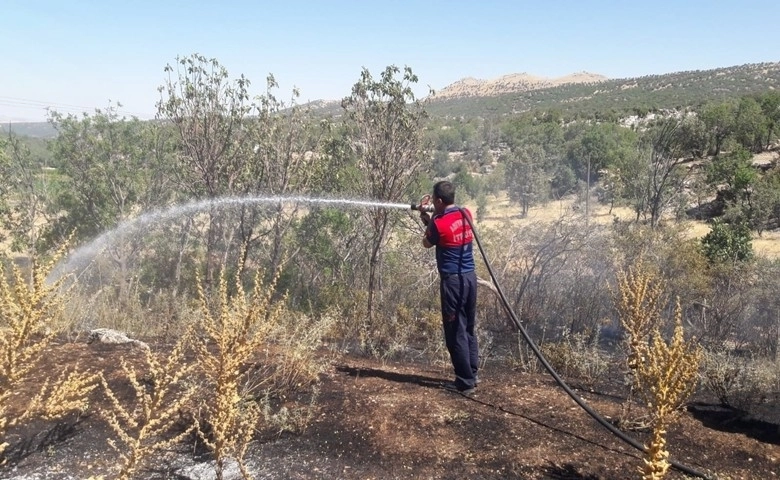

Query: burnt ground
1;340;778;480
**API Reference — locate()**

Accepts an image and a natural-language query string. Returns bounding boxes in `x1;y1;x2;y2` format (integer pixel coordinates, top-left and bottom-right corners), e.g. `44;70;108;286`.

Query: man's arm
420;212;435;249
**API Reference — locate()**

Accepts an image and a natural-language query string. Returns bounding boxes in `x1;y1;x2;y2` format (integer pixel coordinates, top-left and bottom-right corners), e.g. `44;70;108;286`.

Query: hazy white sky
2;0;779;122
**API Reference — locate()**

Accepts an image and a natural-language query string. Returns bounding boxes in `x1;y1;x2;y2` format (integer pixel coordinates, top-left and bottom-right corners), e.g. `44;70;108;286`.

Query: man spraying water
419;181;479;395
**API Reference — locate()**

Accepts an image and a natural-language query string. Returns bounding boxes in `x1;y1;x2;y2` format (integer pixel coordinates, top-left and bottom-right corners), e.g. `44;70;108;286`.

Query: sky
2;0;779;123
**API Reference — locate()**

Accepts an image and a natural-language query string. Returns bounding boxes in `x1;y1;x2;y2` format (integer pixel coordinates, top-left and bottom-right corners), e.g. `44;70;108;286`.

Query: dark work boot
442;381;475;395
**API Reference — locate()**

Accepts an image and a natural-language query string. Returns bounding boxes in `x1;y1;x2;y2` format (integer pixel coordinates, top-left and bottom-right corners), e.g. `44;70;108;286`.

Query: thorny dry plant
100;330;197;480
194;264;287;480
613;260;664;372
612;259;664;424
0;243;98;460
634;301;702;480
614;262;702;480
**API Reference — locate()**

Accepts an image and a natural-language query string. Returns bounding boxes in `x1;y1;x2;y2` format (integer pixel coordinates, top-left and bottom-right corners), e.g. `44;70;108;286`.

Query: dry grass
701;349;779;411
752;229;780;257
476;192;780;259
477;192;647;228
539;329;609;385
264;312;335;392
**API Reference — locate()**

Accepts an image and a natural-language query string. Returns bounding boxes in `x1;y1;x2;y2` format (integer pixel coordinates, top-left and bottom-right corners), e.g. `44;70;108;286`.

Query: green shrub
701;219;753;264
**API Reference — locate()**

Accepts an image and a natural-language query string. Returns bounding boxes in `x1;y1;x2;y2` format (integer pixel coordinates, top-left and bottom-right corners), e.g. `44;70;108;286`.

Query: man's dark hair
433;180;456;205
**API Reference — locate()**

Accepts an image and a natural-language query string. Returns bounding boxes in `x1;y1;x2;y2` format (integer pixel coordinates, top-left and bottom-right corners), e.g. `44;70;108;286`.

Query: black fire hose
459;208;712;480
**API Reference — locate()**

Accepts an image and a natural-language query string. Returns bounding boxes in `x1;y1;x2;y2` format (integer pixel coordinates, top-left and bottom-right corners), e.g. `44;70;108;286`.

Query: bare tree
238;79;325;275
642;119;691;228
156;54;255;283
340;65;429;340
157;56;327;285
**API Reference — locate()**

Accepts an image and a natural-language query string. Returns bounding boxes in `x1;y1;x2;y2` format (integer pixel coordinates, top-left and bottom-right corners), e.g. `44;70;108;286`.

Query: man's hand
420;211;431;226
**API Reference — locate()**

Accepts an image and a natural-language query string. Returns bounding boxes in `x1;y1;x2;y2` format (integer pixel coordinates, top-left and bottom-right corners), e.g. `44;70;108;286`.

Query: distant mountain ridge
5;61;780;137
432;71;608;99
1;122;57;139
425;61;780;117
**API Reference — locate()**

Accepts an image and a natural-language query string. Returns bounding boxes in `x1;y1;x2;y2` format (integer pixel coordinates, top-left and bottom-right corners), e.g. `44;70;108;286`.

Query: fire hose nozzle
411;203;434;213
412;194;434;213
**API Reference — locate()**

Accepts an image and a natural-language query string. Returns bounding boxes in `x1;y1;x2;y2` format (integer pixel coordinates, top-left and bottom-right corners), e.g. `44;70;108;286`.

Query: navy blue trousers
440;270;478;389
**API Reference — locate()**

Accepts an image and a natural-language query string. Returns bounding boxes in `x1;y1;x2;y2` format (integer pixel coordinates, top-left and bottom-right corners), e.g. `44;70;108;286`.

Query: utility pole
585;154;591;226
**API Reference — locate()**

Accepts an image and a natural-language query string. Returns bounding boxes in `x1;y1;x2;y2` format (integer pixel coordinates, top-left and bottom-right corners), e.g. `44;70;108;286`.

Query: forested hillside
0;121;57;139
427;61;780;118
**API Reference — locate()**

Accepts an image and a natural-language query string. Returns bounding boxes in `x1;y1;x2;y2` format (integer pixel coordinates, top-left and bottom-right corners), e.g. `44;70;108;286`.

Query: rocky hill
426;61;780;118
432;71;608;99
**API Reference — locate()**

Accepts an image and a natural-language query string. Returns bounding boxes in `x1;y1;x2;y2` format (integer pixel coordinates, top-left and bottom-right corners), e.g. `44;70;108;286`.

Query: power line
0;96;153;120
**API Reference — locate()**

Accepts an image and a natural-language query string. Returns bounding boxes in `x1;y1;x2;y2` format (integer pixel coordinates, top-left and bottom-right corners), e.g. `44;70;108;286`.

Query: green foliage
565;122;637;181
674;115;709;159
550;163;577;199
706;146;757;204
475;193;488;222
636;119;691;228
0;134;57;257
733;96;768;152
0;138;11;246
698;93;780;158
429;119;478;152
504;144;549;215
156;53;325;282
749;166;780;234
756;90;780;149
453;169;479;199
157;53;254;198
430;150;456;178
48;107;170;245
45;106;175;300
341;65;429;202
318;132;362;195
701;219;753;264
482;162;505;196
500;115;564;155
0;123;57;139
700;101;736;156
284;208;359;310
